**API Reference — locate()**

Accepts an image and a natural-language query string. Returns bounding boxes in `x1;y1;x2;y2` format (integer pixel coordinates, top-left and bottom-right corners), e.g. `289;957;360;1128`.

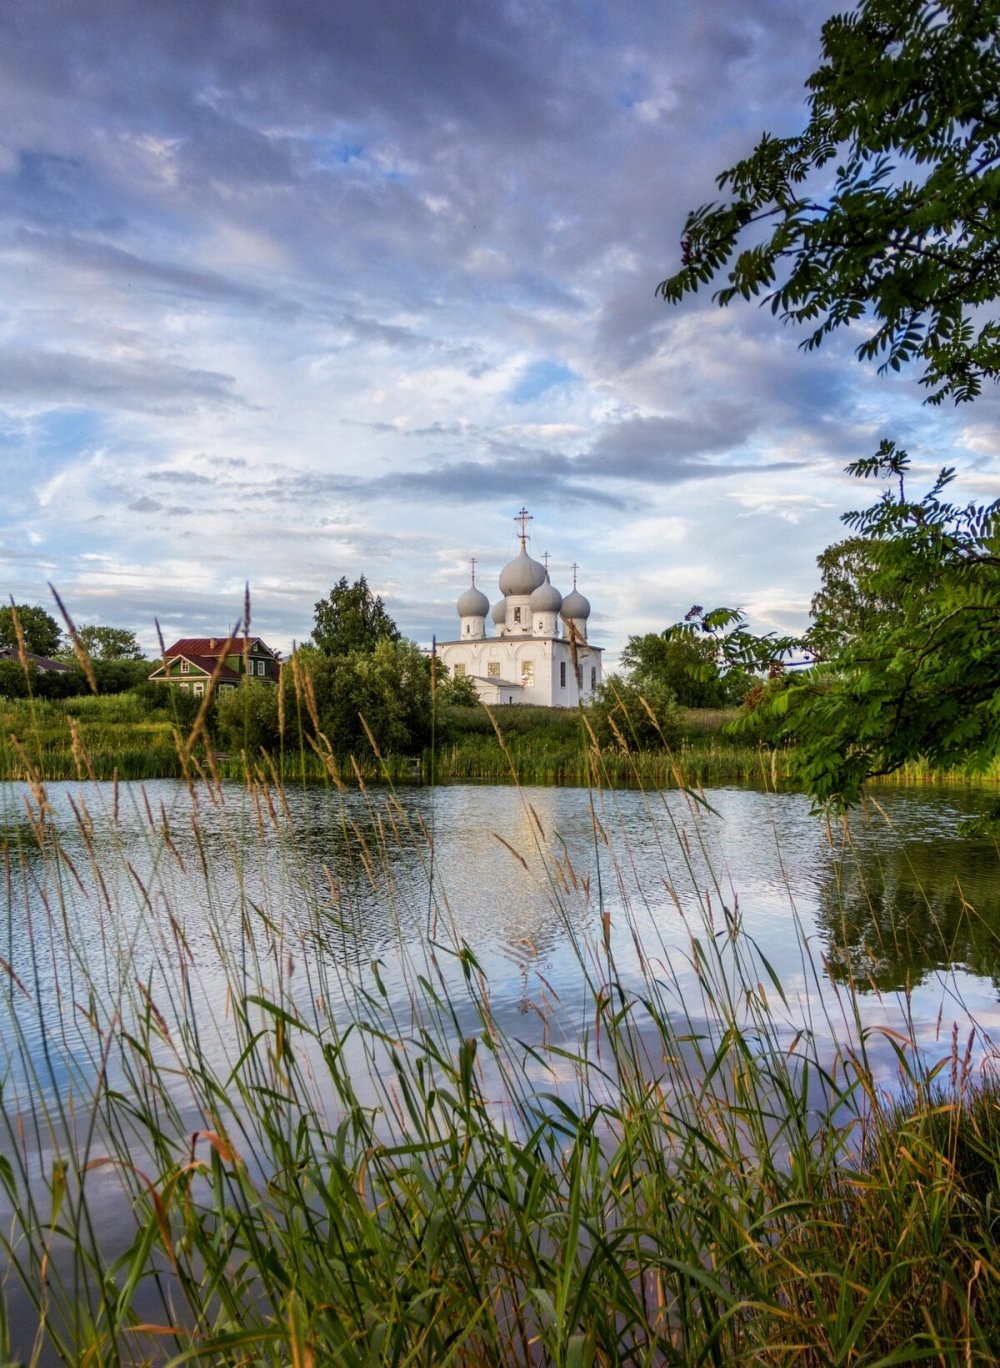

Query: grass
1;721;999;1365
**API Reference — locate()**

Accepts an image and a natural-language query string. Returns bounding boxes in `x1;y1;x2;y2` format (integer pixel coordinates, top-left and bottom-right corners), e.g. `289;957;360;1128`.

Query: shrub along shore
4;689;1000;791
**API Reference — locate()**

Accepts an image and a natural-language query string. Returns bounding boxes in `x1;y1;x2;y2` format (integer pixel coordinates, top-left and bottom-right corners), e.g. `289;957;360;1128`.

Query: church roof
529;572;562;612
561;588;591;620
498;545;546;596
457;583;490;617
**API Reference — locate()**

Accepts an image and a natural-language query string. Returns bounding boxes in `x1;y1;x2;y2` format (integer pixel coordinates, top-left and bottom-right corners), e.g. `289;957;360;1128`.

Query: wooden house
147;636;280;696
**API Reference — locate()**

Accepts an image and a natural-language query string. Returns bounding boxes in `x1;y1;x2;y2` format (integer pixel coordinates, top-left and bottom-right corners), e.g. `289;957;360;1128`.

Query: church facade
436;510;603;707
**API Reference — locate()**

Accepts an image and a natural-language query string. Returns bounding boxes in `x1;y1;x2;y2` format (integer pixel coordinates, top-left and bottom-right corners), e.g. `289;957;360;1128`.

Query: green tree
0;604;62;657
586;674;683;751
0;659;32;699
76;625;145;661
436;669;480;707
311;576;400;657
287;639;430;758
747;442;1000;805
217;678;282;755
658;0;1000;403
806;535;911;658
622;617;754;708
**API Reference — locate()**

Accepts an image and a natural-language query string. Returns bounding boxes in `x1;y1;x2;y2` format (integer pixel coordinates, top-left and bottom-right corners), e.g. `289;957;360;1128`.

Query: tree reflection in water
817;792;1000;994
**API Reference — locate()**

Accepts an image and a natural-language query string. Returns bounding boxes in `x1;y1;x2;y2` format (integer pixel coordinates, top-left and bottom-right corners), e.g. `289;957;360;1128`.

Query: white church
437;509;603;707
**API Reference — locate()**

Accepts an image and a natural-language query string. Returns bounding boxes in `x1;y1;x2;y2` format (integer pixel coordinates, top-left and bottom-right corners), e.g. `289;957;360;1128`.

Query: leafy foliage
435;668;480;707
290;638;431;758
658;0;1000;403
623;613;757;707
807;535;908;658
749;441;1000;805
586;674;683;750
217;678;282;755
0;603;63;657
311;575;400;657
75;625;144;661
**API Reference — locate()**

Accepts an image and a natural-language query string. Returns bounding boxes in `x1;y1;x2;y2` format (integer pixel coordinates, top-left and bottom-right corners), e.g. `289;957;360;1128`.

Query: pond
3;778;999;1109
2;777;1000;1359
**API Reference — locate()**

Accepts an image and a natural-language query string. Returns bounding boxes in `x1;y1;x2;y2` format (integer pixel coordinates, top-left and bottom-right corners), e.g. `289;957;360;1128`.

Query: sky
3;0;1000;667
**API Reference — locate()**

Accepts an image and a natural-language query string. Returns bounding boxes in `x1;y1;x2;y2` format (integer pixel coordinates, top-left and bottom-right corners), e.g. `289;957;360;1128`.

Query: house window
560;661;566;688
454;663;466;677
521;661;535;688
180;660;190;674
193;682;204;697
487;662;500;677
513;607;521;624
257;660;267;675
179;682;189;693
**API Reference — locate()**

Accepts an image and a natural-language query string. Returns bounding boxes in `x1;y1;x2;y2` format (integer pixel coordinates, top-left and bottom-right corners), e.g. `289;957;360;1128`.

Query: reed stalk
0;695;997;1363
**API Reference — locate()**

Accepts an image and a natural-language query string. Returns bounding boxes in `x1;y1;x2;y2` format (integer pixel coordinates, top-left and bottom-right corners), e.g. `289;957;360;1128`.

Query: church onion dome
529;572;562;613
498;545;546;596
457;582;490;617
492;598;506;623
561;588;591;620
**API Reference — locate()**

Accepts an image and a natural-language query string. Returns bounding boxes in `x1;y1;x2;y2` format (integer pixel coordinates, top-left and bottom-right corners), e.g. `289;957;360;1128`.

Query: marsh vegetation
2;761;1000;1364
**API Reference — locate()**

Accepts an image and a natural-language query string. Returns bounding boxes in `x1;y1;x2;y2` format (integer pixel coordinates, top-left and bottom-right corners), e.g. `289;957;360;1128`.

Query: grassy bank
3;691;1000;794
0;761;999;1362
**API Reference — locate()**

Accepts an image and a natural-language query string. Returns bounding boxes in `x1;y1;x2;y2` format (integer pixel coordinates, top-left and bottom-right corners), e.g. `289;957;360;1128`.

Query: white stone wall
437;633;602;708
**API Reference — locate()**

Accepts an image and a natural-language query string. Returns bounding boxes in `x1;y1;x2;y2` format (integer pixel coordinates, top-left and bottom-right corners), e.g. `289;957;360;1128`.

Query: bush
0;659;32;699
586;675;683;750
217;679;282;756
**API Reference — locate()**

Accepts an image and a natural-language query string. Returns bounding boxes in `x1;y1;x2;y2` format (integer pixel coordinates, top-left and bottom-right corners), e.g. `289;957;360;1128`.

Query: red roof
149;653;242;682
162;636;277;659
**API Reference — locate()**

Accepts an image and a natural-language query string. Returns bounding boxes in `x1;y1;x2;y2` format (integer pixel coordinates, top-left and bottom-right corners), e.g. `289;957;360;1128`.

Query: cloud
13;228;275;307
1;0;995;657
0;347;241;414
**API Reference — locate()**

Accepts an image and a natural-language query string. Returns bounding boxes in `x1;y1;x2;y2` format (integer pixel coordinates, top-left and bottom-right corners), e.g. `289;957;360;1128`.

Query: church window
513;607;521;624
590;667;596;689
521;661;535;688
537;619;543;632
576;665;583;688
453;663;466;678
560;661;566;688
487;662;500;677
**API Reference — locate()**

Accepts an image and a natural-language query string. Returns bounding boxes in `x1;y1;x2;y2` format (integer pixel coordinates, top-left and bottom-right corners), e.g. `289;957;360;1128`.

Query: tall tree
748;443;1000;805
311;576;400;657
658;0;1000;403
622;616;754;708
287;639;430;757
806;536;909;658
76;625;145;661
0;604;62;657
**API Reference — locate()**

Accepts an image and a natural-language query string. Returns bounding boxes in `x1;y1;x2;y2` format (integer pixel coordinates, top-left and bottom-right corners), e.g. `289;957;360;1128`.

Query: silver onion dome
457;583;490;617
498;545;546;596
529;572;563;613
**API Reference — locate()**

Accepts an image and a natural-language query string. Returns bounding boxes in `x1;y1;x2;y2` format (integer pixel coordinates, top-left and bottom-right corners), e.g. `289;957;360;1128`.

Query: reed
0;723;998;1365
